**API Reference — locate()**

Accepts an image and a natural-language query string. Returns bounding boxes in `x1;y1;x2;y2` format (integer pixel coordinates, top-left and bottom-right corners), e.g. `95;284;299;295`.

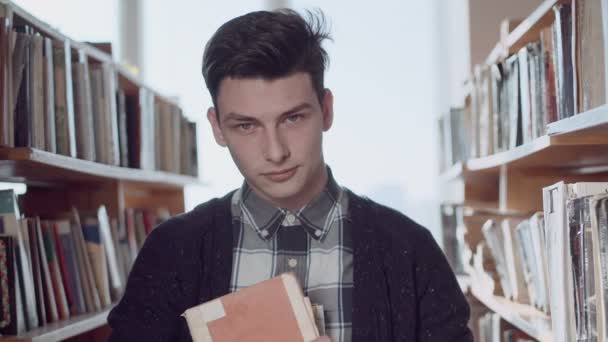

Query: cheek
226;136;260;170
287;125;323;156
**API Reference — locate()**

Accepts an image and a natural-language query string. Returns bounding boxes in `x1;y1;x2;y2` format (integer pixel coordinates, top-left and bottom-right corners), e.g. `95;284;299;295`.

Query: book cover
52;40;70;156
70;208;101;312
575;0;607;113
43;37;56;153
0;190;38;329
116;89;129;167
182;273;319;342
81;216;111;308
0;18;12;147
33;217;57;323
30;34;45;150
52;220;86;315
0;235;20;335
97;206;122;301
40;221;70;320
540;25;558;126
102;63;120;166
552;3;576;119
26;219;46;325
13;30;31;148
72;52;95;161
89;64;107;164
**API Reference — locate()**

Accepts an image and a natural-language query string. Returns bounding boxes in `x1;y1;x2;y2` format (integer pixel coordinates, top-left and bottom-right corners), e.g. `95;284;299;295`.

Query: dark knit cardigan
107;190;473;341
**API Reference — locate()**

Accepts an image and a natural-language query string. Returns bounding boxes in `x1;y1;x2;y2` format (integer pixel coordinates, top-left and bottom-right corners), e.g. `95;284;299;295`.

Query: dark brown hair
202;9;331;110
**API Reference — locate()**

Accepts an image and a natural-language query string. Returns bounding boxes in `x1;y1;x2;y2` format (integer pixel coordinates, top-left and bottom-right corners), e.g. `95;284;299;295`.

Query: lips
263;166;298;182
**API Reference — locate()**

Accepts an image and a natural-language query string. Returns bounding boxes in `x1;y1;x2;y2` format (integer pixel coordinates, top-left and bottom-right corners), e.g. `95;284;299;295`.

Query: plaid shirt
229;169;352;341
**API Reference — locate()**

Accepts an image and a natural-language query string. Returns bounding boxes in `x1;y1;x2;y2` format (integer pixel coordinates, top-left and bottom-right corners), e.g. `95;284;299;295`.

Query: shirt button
288;258;298;268
314;229;322;237
286;213;296;224
260;229;269;237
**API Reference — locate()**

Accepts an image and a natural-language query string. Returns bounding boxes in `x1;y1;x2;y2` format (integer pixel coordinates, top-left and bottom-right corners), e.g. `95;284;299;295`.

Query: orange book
182;273;320;342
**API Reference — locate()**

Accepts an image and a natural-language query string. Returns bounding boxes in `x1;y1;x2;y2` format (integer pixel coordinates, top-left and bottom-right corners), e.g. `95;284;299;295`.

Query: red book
182;273;319;342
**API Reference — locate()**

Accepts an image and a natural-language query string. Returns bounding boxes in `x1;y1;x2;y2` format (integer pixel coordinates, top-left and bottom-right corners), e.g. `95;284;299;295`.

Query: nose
262;127;290;164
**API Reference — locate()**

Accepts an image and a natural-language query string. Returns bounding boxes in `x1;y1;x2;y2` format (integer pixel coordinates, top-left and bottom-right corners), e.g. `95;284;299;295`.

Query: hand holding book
182;273;322;342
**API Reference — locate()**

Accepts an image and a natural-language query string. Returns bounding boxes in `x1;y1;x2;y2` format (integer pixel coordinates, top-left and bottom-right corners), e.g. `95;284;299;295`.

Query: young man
108;9;472;342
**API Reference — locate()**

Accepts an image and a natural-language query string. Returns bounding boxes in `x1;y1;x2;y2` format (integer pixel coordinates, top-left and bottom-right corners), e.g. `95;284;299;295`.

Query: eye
286;113;303;123
235;122;255;131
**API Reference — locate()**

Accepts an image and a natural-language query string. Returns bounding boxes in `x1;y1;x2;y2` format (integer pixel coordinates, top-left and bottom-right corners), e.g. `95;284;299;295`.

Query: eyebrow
222;103;313;124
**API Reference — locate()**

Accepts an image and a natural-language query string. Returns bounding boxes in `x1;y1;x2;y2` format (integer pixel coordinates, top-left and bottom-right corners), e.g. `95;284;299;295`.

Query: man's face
208;72;334;210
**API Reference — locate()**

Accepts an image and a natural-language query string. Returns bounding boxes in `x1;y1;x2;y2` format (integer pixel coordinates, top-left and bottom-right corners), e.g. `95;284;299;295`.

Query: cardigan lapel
200;193;234;302
350;192;391;341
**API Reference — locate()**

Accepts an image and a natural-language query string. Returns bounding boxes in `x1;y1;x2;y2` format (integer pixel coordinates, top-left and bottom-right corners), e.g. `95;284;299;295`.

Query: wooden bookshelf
0;148;199;188
0;1;201;341
470;285;552;342
547;104;608;135
2;307;113;342
441;0;608;340
440;105;608;179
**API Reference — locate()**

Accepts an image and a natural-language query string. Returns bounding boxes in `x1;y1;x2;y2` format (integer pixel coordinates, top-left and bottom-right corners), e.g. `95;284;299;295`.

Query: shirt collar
237;166;342;241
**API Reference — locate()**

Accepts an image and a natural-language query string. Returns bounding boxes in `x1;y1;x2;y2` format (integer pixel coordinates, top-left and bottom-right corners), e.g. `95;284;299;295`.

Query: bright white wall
141;0;444;237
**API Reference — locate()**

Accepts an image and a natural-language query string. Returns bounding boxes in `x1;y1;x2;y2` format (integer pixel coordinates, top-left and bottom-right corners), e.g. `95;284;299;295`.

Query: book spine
43;37;56;153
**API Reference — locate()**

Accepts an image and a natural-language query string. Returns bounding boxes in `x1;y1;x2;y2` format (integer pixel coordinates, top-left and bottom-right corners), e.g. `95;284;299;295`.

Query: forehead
216;72;318;119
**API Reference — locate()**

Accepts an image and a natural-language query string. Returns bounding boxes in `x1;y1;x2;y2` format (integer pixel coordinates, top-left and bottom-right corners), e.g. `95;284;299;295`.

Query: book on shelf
0;20;199;177
0;187;173;335
542;181;608;341
182;272;320;342
0;189;38;331
440;0;608;166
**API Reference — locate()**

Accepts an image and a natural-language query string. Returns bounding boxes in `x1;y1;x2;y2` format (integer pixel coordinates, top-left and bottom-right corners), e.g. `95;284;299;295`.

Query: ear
321;89;334;131
207;107;227;147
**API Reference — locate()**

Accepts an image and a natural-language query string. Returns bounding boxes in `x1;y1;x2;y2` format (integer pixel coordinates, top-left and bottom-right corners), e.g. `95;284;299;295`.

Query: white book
543;181;608;342
502;218;529;304
97;205;122;299
102;64;120;166
481;219;511;298
590;193;608;342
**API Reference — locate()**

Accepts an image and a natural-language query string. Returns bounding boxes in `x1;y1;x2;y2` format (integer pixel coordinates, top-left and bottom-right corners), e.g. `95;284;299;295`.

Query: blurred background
11;0;541;241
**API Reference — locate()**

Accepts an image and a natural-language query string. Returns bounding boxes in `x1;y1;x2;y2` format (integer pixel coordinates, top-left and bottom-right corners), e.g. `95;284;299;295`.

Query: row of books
481;213;550;314
438;0;608;169
478;312;534;342
0;21;198;176
447;181;608;341
0;189;168;335
543;181;608;341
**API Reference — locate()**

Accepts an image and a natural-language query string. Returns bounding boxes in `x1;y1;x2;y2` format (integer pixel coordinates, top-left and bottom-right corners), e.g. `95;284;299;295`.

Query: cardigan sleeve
107;219;188;342
415;228;473;342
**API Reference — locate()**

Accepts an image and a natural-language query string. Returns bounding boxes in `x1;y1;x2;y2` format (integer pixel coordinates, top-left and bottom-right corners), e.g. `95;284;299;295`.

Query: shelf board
0;148;200;188
464;106;608;173
467;135;608;172
471;285;552;342
547;104;608;136
485;42;505;65
440;162;466;182
3;307;112;342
